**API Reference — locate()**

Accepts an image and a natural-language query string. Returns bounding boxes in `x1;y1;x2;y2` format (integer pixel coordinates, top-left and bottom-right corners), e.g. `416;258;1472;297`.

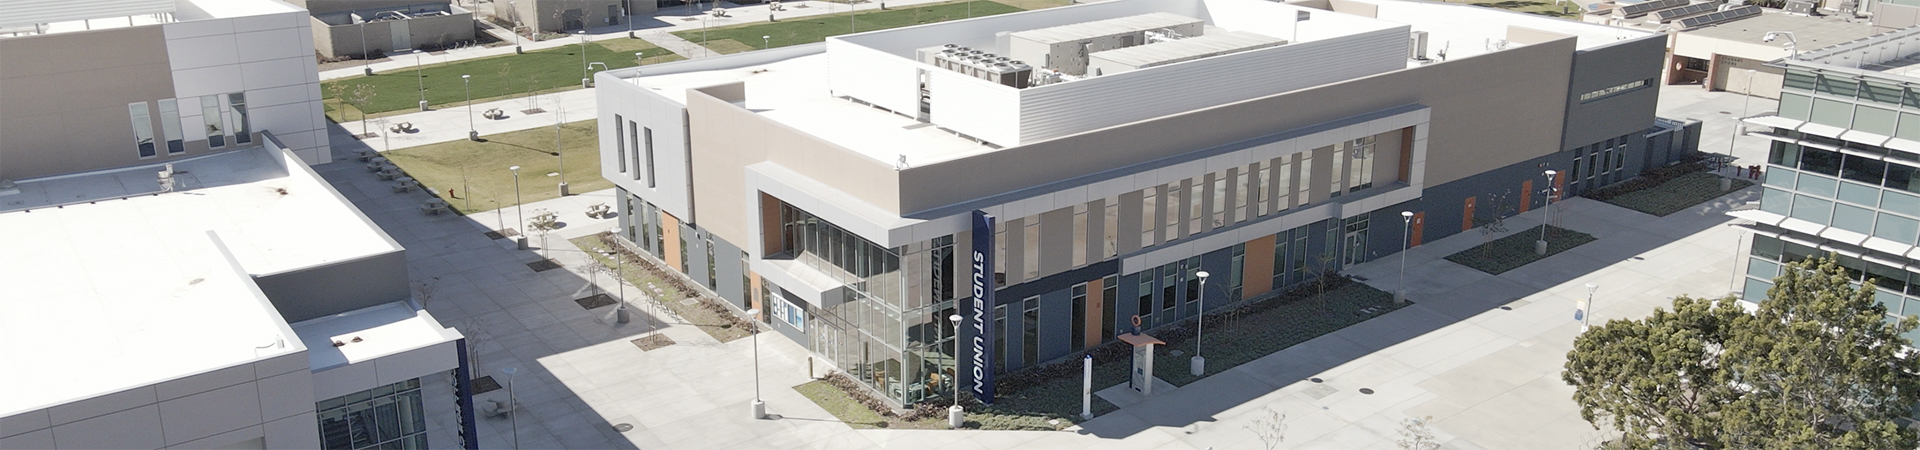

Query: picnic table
392;177;416;193
365;157;389;171
422;199;449;215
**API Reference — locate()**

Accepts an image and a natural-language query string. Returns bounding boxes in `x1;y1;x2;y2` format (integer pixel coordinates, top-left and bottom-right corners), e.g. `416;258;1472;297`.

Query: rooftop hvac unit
1409;30;1429;61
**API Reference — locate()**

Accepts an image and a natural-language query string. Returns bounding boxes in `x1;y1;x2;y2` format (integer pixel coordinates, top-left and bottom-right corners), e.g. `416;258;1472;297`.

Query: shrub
823;371;896;418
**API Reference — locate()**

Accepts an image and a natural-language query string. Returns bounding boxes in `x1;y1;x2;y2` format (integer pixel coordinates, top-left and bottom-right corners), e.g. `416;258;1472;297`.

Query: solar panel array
1678;5;1760;29
1619;0;1688;18
1649;2;1719;23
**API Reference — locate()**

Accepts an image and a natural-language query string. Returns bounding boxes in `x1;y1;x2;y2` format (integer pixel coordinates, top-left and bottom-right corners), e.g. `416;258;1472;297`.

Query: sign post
1081;354;1093;420
967;210;997;405
1578;283;1597;332
1120;327;1165;398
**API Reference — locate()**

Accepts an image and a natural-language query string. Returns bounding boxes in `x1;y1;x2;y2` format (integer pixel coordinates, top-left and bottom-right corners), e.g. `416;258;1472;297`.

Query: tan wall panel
758;192;783;256
1085;277;1105;347
895;37;1577;214
661;210;684;271
1243;234;1276;298
686;90;900;248
0;25;177;180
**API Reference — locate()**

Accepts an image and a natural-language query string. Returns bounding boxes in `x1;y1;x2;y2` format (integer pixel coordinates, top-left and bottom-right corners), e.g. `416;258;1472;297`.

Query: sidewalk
334;86;598;153
319;0;969;81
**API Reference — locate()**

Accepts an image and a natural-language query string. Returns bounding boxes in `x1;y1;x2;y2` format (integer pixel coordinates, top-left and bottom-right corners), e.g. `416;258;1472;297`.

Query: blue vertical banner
968;210;998;404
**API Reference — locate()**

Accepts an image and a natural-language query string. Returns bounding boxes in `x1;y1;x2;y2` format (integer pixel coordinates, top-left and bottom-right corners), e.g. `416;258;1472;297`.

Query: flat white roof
0;0;301;38
1357;0;1652;62
292;301;461;372
0;146;398;417
630;54;998;167
1011;12;1203;44
1089;30;1285;68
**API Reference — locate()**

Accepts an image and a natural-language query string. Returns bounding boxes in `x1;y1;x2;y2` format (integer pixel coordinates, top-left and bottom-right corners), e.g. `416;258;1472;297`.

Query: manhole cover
632;334;676;351
613;423;634;432
1309;377;1323;383
1359;388;1375;395
527;259;563;272
1303;384;1338;400
575;294;616;310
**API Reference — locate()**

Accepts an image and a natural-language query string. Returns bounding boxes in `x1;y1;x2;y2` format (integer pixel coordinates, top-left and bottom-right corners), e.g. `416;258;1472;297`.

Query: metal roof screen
0;0;176;28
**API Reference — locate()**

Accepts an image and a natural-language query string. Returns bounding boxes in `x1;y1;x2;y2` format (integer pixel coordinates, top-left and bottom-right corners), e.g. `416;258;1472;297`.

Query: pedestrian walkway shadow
1076;188;1759;440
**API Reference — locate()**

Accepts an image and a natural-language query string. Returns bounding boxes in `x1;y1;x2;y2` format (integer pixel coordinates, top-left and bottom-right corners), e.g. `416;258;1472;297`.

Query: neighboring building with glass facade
596;0;1691;406
1736;27;1920;343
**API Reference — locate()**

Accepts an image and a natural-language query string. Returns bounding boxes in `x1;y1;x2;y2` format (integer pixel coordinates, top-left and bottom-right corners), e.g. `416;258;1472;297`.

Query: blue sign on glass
967;210;998;404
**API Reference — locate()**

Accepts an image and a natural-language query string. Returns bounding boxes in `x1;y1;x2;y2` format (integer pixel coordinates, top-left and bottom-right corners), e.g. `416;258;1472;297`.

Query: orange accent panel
1519;180;1533;213
1411;212;1425;247
661;211;684;272
1243;234;1277;299
750;273;764;321
1462;197;1477;232
1085;277;1104;348
759;193;783;257
1554;172;1567;200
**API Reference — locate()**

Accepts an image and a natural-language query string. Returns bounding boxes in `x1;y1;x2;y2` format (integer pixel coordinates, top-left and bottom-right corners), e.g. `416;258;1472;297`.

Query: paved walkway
1657;84;1779;170
333;87;598;154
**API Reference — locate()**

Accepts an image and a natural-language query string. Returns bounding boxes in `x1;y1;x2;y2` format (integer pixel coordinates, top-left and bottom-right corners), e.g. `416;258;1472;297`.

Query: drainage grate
631;334;675;351
521;108;546;115
485;229;520;240
576;294;616;310
528;259;562;272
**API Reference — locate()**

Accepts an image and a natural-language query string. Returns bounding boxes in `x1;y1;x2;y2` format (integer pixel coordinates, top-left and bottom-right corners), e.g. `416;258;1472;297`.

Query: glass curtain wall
777;201;960;405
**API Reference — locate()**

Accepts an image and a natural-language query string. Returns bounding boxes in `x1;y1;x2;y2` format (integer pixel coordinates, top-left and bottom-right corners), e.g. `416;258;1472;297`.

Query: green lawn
674;0;1026;54
322;39;681;120
1445;225;1597;275
1459;0;1582;18
381;119;606;216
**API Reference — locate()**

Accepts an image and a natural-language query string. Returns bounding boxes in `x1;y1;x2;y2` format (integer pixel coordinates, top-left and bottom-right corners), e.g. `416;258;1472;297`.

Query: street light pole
762;35;770;50
1537;170;1557;255
556;118;568;196
1398;211;1413;304
510;165;527;250
1724;68;1757;191
949;313;964;429
510;1;523;54
747;308;766;419
1582;283;1597;332
360;20;372;76
502;367;520;449
463;74;477;141
414;50;428;111
579;31;591;88
1191;271;1209;377
624;6;633;39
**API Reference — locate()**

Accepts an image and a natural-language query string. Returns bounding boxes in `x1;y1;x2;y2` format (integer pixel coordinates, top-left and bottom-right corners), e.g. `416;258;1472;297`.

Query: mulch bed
527;259;562;272
485;229;520;240
1444;225;1596;275
471;375;503;395
631;334;675;351
575;293;617;310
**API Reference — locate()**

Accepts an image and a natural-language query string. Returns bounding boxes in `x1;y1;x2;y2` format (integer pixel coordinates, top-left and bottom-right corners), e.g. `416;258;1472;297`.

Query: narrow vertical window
1273;230;1289;288
994;305;1008;373
1070;284;1087;351
1296;153;1312;205
229;93;250;145
1256;160;1272;217
995;222;1007;281
1103;196;1119;258
1234;166;1250;223
706;238;717;289
158;99;184;154
1023;217;1040;280
202;95;225;148
1141;187;1159;248
1137;275;1154;323
1188;177;1204;232
1276;157;1292;211
1071;204;1088;268
1230;243;1245;299
1161;264;1179;322
629;121;641;181
1212;174;1228;228
1165;182;1182;242
1328;143;1346;198
1350;137;1374;191
643;127;656;188
129;102;156;158
1183;257;1200;315
615;114;627;173
1101;275;1118;340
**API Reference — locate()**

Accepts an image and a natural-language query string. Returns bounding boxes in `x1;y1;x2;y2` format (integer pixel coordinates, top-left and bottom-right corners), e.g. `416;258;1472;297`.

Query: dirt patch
631;334;675;351
576;293;617;310
527;259;562;272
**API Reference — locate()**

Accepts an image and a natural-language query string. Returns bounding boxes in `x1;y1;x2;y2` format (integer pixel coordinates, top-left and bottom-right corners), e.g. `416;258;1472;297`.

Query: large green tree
1564;255;1920;449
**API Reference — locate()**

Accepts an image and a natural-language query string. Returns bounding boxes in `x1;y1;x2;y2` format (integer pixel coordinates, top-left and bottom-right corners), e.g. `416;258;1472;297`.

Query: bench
389;122;416;133
483;108;505;120
479;397;519;417
586;203;610;219
377;168;402;180
392;180;415;193
356;150;379;162
710;7;728;17
422;201;449;215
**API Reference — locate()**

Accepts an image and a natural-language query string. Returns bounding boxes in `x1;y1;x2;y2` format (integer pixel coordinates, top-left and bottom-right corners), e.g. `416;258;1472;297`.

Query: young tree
1396;416;1440;450
1244;409;1286;450
527;209;559;258
346;84;378;137
1564;255;1920;449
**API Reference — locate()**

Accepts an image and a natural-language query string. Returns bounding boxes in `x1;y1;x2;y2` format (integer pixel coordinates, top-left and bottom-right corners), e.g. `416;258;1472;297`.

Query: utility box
1119;332;1165;396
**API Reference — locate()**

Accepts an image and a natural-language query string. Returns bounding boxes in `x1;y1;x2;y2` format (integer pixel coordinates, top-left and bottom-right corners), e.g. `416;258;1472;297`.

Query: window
1022;297;1039;367
1351;136;1376;192
1256;160;1272;217
1101;275;1118;340
1273;230;1290;288
229;93;250;145
158;99;184;154
1801;147;1842;176
316;379;427;450
1188;177;1203;233
629;121;641;181
1297;153;1312;205
1328;145;1345;198
1072;204;1088;268
993;305;1007;374
996;222;1007;281
1184;257;1200;316
706;238;717;289
1137;275;1154;326
202;95;224;148
1212;174;1228;229
1023;217;1040;280
1579;79;1650;102
1103;196;1119;258
1293;226;1310;281
1276;157;1293;211
615;114;627;172
643;127;656;187
1141;187;1159;248
1161;263;1180;322
741;251;751;309
1843;155;1887;185
129;102;155;158
1229;243;1244;300
1166;182;1183;241
1071;283;1087;350
1235;165;1250;223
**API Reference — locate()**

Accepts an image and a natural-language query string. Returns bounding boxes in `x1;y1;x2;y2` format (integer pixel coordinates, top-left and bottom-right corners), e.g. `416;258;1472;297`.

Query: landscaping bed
799;277;1401;430
1586;162;1752;216
379;119;606;215
674;0;1025;54
1444;225;1596;275
572;233;754;343
321;39;681;120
